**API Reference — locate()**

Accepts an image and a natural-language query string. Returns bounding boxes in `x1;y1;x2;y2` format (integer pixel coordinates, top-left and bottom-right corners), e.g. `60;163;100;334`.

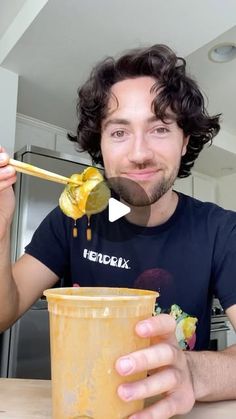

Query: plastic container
44;287;158;419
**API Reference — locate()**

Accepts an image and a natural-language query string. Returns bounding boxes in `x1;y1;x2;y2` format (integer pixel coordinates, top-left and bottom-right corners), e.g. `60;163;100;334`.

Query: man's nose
127;135;154;164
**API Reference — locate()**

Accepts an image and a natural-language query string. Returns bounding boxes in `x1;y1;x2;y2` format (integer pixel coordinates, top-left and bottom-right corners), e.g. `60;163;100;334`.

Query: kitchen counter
0;378;236;418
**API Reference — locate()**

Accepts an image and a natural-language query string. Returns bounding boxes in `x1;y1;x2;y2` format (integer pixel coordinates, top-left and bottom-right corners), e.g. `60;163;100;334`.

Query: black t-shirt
25;193;236;350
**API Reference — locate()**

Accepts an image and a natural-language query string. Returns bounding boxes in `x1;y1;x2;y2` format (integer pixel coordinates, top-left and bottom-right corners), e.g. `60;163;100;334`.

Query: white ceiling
0;0;27;38
186;24;236;135
1;0;236;177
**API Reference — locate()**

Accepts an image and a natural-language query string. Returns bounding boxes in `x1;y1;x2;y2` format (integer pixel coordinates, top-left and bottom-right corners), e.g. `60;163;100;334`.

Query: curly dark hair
69;44;221;177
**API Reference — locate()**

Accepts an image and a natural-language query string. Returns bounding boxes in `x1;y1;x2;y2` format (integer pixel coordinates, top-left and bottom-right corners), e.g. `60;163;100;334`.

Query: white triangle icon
108;197;131;222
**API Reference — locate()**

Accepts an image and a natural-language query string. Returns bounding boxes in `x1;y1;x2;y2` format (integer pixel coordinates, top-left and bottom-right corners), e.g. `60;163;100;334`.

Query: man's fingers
128;392;192;419
136;314;176;339
116;342;179;376
0;151;15;183
117;368;181;402
0;152;9;166
135;314;177;350
0;166;15;177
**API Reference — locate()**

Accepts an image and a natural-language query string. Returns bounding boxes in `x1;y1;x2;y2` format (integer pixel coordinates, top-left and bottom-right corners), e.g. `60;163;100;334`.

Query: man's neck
123;189;179;227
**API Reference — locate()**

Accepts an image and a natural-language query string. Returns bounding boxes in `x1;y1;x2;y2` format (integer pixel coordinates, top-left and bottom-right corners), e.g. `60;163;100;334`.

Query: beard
105;164;180;207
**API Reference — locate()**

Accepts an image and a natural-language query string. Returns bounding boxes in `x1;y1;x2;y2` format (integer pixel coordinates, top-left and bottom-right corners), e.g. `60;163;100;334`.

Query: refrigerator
0;145;92;379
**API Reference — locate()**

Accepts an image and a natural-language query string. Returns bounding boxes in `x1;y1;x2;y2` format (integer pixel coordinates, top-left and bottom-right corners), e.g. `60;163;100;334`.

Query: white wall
0;66;18;156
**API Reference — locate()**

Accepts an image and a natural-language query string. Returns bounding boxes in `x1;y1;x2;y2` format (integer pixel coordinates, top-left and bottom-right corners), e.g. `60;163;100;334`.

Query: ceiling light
208;43;236;63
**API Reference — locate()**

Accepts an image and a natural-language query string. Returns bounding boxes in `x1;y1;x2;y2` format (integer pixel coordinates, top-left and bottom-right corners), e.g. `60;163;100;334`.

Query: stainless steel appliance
210;315;229;351
209;299;230;351
0;145;91;378
1;299;51;379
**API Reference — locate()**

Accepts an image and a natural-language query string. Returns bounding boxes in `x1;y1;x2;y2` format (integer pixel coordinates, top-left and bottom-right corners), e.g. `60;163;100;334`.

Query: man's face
101;76;189;206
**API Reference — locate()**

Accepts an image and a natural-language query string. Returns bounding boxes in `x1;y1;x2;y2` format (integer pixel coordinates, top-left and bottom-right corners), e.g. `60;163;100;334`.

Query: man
1;44;236;419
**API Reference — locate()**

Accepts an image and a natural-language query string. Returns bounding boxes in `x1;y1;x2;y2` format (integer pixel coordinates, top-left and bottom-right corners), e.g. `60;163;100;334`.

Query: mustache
104;164;166;178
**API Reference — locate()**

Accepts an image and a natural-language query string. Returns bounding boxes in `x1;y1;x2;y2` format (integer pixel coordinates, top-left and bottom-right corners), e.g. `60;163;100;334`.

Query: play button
88;175;151;242
108;197;130;222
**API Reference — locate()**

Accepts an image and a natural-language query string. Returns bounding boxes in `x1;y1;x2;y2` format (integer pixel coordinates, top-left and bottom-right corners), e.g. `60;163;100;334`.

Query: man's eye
153;127;169;134
111;130;125;138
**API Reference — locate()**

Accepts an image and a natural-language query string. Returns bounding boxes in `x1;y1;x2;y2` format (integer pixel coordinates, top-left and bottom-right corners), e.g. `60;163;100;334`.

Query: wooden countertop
0;378;236;418
0;379;51;418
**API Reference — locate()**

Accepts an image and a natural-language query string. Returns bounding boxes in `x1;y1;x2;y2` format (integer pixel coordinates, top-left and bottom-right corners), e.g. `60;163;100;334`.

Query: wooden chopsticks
9;158;82;186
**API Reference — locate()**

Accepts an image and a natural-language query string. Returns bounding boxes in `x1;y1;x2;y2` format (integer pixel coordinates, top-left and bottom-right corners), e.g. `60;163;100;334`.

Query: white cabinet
174;174;217;204
15;118;55;152
173;176;193;196
15;116;93;164
55;133;92;164
193;174;216;203
55;133;77;155
217;174;236;211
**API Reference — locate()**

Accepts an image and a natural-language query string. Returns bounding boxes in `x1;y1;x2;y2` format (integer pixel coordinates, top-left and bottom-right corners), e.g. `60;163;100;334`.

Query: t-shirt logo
83;248;131;269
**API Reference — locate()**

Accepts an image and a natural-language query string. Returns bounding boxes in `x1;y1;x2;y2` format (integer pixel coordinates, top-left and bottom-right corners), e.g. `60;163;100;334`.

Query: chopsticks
9;158;82;186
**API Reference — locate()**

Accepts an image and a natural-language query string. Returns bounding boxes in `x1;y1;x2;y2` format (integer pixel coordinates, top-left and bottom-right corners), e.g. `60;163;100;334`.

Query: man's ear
181;135;190;156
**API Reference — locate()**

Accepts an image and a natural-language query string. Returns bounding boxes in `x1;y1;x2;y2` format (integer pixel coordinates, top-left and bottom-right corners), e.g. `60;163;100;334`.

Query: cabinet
217;174;236;211
55;133;91;163
173;176;193;196
15;118;55;151
173;173;217;205
15;116;92;164
193;174;216;203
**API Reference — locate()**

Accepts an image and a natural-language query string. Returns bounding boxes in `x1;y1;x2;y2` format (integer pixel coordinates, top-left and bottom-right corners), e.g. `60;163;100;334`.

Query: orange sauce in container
44;287;158;419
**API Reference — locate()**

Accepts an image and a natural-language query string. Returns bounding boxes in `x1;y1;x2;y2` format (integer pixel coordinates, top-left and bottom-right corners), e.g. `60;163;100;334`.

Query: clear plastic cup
44;287;158;419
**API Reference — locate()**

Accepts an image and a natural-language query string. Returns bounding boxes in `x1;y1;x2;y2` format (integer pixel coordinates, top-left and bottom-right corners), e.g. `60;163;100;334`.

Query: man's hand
115;314;195;419
0;147;16;239
0;146;16;230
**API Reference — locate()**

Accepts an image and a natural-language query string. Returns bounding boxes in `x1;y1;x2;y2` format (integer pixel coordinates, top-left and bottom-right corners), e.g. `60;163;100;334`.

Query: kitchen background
0;0;236;377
